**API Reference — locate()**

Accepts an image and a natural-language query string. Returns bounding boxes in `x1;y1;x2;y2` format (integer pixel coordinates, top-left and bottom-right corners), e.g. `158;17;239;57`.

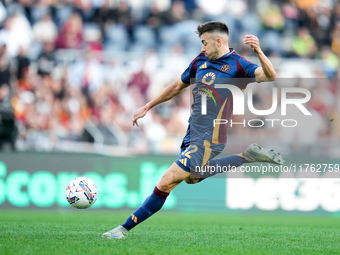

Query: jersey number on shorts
180;145;198;167
182;145;198;159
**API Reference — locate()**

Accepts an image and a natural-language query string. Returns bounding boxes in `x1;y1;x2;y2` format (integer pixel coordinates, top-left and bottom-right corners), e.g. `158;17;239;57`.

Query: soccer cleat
102;225;128;240
243;143;284;165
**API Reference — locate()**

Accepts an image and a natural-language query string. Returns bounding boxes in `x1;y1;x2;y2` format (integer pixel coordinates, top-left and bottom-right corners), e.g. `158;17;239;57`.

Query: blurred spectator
164;0;188;25
14;46;30;81
13;47;34;94
331;21;340;56
196;0;227;17
83;23;103;51
75;0;96;22
259;3;284;55
113;0;134;38
37;42;57;76
179;0;197;13
68;49;105;95
55;11;83;49
294;0;318;10
0;85;17;151
260;4;284;31
0;45;10;88
320;47;340;78
0;1;7;25
144;2;166;43
92;0;115;31
32;13;58;44
292;27;317;57
281;2;300;32
305;4;332;47
127;69;151;99
0;10;33;57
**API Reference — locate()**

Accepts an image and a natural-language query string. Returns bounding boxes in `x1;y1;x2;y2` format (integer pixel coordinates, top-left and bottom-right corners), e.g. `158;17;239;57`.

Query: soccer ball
66;177;98;209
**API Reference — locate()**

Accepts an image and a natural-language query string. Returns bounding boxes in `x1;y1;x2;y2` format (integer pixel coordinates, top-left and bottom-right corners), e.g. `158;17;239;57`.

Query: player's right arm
132;78;189;127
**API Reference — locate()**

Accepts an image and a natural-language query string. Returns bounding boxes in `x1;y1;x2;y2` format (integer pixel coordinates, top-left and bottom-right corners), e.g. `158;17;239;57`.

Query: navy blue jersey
181;49;259;144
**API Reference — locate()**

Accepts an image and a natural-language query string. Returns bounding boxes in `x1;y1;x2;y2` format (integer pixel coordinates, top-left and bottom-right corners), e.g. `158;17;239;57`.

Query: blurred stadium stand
0;0;339;157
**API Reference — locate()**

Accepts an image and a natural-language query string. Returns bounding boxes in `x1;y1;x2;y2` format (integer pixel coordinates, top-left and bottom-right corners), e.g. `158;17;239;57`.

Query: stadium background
0;0;340;215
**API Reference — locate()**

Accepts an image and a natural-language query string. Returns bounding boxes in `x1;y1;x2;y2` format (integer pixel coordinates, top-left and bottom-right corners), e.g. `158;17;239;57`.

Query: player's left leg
102;162;191;239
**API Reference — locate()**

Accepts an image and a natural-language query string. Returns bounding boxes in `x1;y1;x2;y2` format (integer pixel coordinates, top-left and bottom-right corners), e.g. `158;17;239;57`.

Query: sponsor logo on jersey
202;72;216;85
198;86;222;106
198;72;222;107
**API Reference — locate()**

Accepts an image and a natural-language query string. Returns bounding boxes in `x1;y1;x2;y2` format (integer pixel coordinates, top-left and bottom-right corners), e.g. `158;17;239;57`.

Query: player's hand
132;106;148;127
243;35;261;54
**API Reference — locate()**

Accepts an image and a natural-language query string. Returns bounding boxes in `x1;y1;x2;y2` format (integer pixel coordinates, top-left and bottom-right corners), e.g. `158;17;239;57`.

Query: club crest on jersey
202;72;216;86
221;65;230;72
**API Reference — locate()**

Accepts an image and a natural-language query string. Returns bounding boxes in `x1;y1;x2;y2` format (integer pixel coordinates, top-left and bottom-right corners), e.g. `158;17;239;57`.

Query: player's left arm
243;35;277;82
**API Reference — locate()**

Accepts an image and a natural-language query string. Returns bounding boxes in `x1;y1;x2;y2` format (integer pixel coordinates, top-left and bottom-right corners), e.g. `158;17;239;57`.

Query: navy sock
203;154;248;178
122;186;169;231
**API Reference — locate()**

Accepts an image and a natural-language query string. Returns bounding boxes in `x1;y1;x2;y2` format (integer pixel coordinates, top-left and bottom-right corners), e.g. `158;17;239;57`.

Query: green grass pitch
0;210;339;255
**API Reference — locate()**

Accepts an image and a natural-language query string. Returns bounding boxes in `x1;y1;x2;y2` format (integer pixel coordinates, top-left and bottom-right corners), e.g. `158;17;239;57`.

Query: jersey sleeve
236;56;259;79
181;54;201;84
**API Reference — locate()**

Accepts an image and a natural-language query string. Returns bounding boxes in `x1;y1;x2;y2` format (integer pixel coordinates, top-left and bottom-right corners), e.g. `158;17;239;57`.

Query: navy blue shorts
175;126;225;175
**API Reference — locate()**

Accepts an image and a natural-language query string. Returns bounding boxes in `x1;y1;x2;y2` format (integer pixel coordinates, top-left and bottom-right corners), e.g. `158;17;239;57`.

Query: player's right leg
102;162;191;240
200;143;284;179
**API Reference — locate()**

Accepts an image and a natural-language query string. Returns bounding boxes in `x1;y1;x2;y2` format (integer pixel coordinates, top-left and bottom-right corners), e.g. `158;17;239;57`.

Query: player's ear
217;37;222;47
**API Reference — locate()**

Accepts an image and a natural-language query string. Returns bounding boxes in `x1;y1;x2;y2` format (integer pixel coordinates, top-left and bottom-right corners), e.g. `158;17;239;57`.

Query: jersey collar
210;48;235;62
222;48;235;58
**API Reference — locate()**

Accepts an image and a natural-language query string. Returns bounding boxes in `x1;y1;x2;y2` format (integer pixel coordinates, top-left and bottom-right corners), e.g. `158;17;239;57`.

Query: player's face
201;33;219;61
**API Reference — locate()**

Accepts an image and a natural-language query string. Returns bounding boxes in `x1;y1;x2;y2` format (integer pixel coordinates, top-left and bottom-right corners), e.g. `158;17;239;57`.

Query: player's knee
157;173;175;191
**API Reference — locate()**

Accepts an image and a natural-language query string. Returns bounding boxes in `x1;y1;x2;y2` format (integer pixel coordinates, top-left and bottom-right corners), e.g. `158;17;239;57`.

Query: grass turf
0;210;339;255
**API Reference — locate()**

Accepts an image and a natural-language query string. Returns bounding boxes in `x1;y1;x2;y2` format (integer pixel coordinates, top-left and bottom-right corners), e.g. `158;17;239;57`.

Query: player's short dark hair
196;21;229;37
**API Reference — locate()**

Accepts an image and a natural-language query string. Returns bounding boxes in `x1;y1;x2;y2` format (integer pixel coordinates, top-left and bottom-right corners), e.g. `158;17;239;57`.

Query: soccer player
102;21;284;239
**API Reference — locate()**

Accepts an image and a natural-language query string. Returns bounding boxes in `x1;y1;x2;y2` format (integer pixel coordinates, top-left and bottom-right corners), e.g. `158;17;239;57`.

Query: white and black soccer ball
66;177;98;209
